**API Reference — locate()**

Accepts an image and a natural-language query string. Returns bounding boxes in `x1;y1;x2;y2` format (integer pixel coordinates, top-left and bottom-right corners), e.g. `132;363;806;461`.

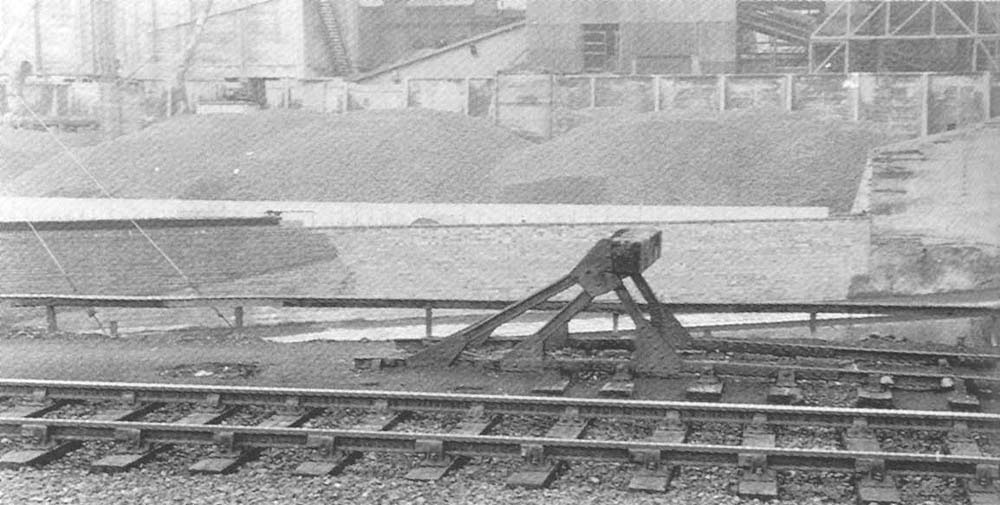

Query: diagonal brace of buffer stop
406;228;691;377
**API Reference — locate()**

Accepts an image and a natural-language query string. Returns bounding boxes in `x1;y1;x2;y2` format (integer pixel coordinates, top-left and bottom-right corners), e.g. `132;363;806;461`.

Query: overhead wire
12;93;234;329
24;220;105;332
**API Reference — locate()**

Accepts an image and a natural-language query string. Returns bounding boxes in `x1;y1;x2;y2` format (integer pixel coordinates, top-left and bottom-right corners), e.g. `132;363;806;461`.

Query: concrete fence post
809;312;818;336
990;310;1000;347
590;76;597;108
492;72;500;124
982;71;992;120
718;74;727;111
785;74;795;112
465;78;472;116
234;306;244;329
45;306;57;333
425;307;434;338
851;73;861;122
612;312;620;334
920;72;931;136
547;73;555;139
653;75;662;112
49;85;59;116
109;320;119;337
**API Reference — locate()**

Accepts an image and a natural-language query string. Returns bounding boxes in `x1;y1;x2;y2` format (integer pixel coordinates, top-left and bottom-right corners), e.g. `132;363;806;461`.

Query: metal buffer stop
407;229;690;377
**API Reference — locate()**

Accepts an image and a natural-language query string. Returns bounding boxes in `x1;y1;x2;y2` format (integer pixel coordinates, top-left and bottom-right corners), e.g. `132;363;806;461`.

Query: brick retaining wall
321;217;870;302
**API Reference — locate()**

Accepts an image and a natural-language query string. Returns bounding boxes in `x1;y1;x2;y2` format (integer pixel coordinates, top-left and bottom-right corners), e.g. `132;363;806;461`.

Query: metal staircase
315;0;354;76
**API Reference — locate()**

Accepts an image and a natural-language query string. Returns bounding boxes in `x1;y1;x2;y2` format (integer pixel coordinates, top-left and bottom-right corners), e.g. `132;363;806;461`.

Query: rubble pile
0;127;103;186
8;109;529;203
495;111;891;213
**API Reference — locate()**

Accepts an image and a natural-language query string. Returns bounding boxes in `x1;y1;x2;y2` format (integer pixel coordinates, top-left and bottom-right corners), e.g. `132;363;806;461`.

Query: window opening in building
583;23;619;72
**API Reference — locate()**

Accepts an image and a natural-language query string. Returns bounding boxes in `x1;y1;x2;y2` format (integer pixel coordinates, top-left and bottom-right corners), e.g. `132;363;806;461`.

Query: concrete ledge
0;197;830;228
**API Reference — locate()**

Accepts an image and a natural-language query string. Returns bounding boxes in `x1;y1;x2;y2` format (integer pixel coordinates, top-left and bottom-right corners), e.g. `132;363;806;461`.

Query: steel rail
485;331;1000;364
2;294;997;316
2;379;998;433
691;337;1000;364
0;417;995;477
524;357;1000;386
685;359;1000;384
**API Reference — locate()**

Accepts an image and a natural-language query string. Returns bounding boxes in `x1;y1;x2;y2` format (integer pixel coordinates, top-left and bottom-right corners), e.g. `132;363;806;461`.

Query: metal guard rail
2;294;997;314
1;294;997;333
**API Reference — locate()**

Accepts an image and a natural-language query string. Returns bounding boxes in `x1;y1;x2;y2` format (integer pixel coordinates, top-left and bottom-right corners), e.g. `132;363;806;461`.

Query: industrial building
523;0;1000;75
4;1;1000;85
737;1;1000;73
0;0;525;81
525;0;739;74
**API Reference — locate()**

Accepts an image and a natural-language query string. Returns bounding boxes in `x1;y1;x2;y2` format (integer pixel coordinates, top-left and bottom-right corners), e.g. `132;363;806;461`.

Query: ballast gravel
0;329;978;504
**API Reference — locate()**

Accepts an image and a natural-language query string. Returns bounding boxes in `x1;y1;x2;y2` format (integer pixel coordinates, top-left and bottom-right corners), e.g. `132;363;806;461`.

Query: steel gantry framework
737;1;1000;73
810;1;1000;73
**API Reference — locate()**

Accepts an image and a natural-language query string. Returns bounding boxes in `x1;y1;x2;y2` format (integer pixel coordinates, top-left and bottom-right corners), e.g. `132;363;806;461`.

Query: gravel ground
141;404;196;423
895;475;968;505
39;402;115;419
218;406;270;426
393;413;462;434
1;458;861;505
582;419;657;441
798;381;858;408
0;333;556;396
974;433;1000;457
304;408;380;429
875;430;948;454
775;427;841;450
0;330;987;504
776;471;853;503
491;416;553;438
685;423;741;446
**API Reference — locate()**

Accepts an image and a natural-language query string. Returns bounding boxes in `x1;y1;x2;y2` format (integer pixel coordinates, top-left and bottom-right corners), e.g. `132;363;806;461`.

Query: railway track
452;332;1000;403
0;379;998;432
0;379;998;502
480;333;1000;368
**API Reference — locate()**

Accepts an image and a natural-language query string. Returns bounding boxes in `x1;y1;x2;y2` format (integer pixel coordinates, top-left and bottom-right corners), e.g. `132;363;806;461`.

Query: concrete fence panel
468;78;496;118
7;71;995;141
928;73;990;135
347;83;406;111
407;78;467;113
594;76;656;110
725;74;786;111
790;74;853;119
658;75;720;112
857;74;925;138
496;73;553;138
